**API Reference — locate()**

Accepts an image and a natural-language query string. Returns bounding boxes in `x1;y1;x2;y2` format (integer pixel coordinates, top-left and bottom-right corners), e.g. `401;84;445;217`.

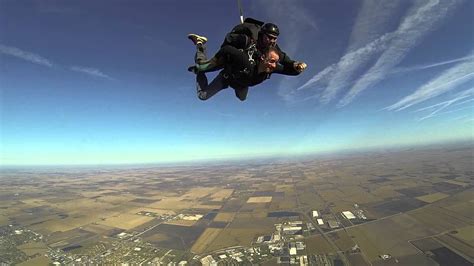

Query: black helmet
261;23;279;37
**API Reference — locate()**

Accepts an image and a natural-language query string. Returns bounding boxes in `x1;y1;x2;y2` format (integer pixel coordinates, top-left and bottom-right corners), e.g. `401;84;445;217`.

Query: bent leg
194;45;224;73
196;72;228;100
195;44;207;64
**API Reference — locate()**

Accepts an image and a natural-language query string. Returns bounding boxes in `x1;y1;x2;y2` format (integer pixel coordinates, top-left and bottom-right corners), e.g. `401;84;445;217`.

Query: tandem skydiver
188;34;300;101
187;19;307;101
221;18;307;74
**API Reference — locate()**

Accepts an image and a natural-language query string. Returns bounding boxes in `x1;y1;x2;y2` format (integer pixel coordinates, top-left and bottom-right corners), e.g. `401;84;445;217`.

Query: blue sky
1;0;473;165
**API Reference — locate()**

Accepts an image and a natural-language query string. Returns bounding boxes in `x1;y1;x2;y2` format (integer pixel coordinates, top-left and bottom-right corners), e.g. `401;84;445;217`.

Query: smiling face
260;50;280;73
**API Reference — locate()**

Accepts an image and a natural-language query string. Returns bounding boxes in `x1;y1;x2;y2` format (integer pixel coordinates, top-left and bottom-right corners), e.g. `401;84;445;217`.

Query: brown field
347;226;384;261
142;232;171;243
275;199;297;210
17;255;51;266
182;187;218;199
193;204;222;210
79;190;116;198
416;192;449;203
96;213;154;230
94;194;136;204
51;198;116;212
191;228;223;254
145;198;195;210
408;205;471;232
214;212;236;222
370;187;403;199
210;189;234;201
319;189;345;202
347;253;370;266
30;210;119;233
436;230;474;259
331;231;357;251
347;214;428;262
81;223;118;235
17;241;48;256
305;235;337;254
444;180;470;187
298;193;326;209
0;214;9;226
452;225;474;243
444;202;474;220
247;196;272;203
275;184;293;191
331;202;359;213
201;228;263;252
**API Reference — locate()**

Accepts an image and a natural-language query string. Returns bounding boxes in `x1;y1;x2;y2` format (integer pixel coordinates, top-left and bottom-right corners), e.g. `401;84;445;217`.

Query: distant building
290;247;297;255
288;221;303;226
312;211;319;218
200;255;217;266
178;261;187;266
182;214;203;221
272;234;281;241
283;226;303;235
300;255;309;266
327;220;339;229
295;242;305;250
317;219;324;225
342;211;356;220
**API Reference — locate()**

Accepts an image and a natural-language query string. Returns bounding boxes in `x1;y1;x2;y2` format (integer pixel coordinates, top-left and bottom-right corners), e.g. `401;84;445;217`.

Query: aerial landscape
1;143;472;265
1;0;473;265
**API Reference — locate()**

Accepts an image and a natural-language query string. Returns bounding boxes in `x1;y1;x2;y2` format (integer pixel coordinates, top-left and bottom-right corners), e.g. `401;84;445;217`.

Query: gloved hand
294;62;307;73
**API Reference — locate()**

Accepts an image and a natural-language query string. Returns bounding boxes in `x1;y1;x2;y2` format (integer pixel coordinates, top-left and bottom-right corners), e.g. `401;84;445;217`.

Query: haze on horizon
1;0;473;165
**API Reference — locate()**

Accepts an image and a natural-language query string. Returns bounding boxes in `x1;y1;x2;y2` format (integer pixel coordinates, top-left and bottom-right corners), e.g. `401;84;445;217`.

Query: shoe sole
188;34;207;44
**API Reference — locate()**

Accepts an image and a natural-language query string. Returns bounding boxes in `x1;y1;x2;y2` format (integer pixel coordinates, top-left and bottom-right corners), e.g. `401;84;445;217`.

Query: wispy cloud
253;1;319;103
338;0;463;107
347;0;404;52
293;1;401;103
386;59;474;111
392;54;474;74
70;66;115;80
419;105;474;121
0;44;53;67
0;44;116;81
414;88;474;121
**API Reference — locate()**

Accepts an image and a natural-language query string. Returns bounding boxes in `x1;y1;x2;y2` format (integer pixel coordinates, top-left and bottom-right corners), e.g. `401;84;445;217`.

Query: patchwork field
1;143;473;265
247;196;272;203
191;228;223;254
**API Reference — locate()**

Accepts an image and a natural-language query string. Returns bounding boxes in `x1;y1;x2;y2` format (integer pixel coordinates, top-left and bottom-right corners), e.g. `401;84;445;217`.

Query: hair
262;46;279;58
262;46;280;61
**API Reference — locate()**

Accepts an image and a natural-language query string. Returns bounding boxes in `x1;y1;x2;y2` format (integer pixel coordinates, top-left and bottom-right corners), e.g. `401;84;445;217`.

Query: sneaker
188;34;208;46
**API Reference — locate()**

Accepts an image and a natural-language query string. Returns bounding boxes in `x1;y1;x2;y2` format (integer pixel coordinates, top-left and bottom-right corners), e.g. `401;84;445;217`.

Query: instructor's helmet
261;23;280;38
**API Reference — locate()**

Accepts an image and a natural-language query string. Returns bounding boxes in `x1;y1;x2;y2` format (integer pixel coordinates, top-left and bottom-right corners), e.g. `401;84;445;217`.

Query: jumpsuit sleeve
275;44;296;68
272;63;300;76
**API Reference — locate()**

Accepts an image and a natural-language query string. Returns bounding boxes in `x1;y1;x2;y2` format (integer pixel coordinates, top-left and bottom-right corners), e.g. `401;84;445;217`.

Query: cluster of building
198;247;263;265
0;225;42;264
311;205;368;230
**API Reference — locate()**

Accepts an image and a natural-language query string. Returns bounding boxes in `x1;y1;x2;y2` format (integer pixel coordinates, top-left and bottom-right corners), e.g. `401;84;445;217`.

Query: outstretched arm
273;61;307;76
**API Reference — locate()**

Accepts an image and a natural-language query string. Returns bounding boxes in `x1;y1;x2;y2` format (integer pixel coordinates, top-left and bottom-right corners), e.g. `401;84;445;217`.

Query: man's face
262;51;279;73
262;33;277;47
